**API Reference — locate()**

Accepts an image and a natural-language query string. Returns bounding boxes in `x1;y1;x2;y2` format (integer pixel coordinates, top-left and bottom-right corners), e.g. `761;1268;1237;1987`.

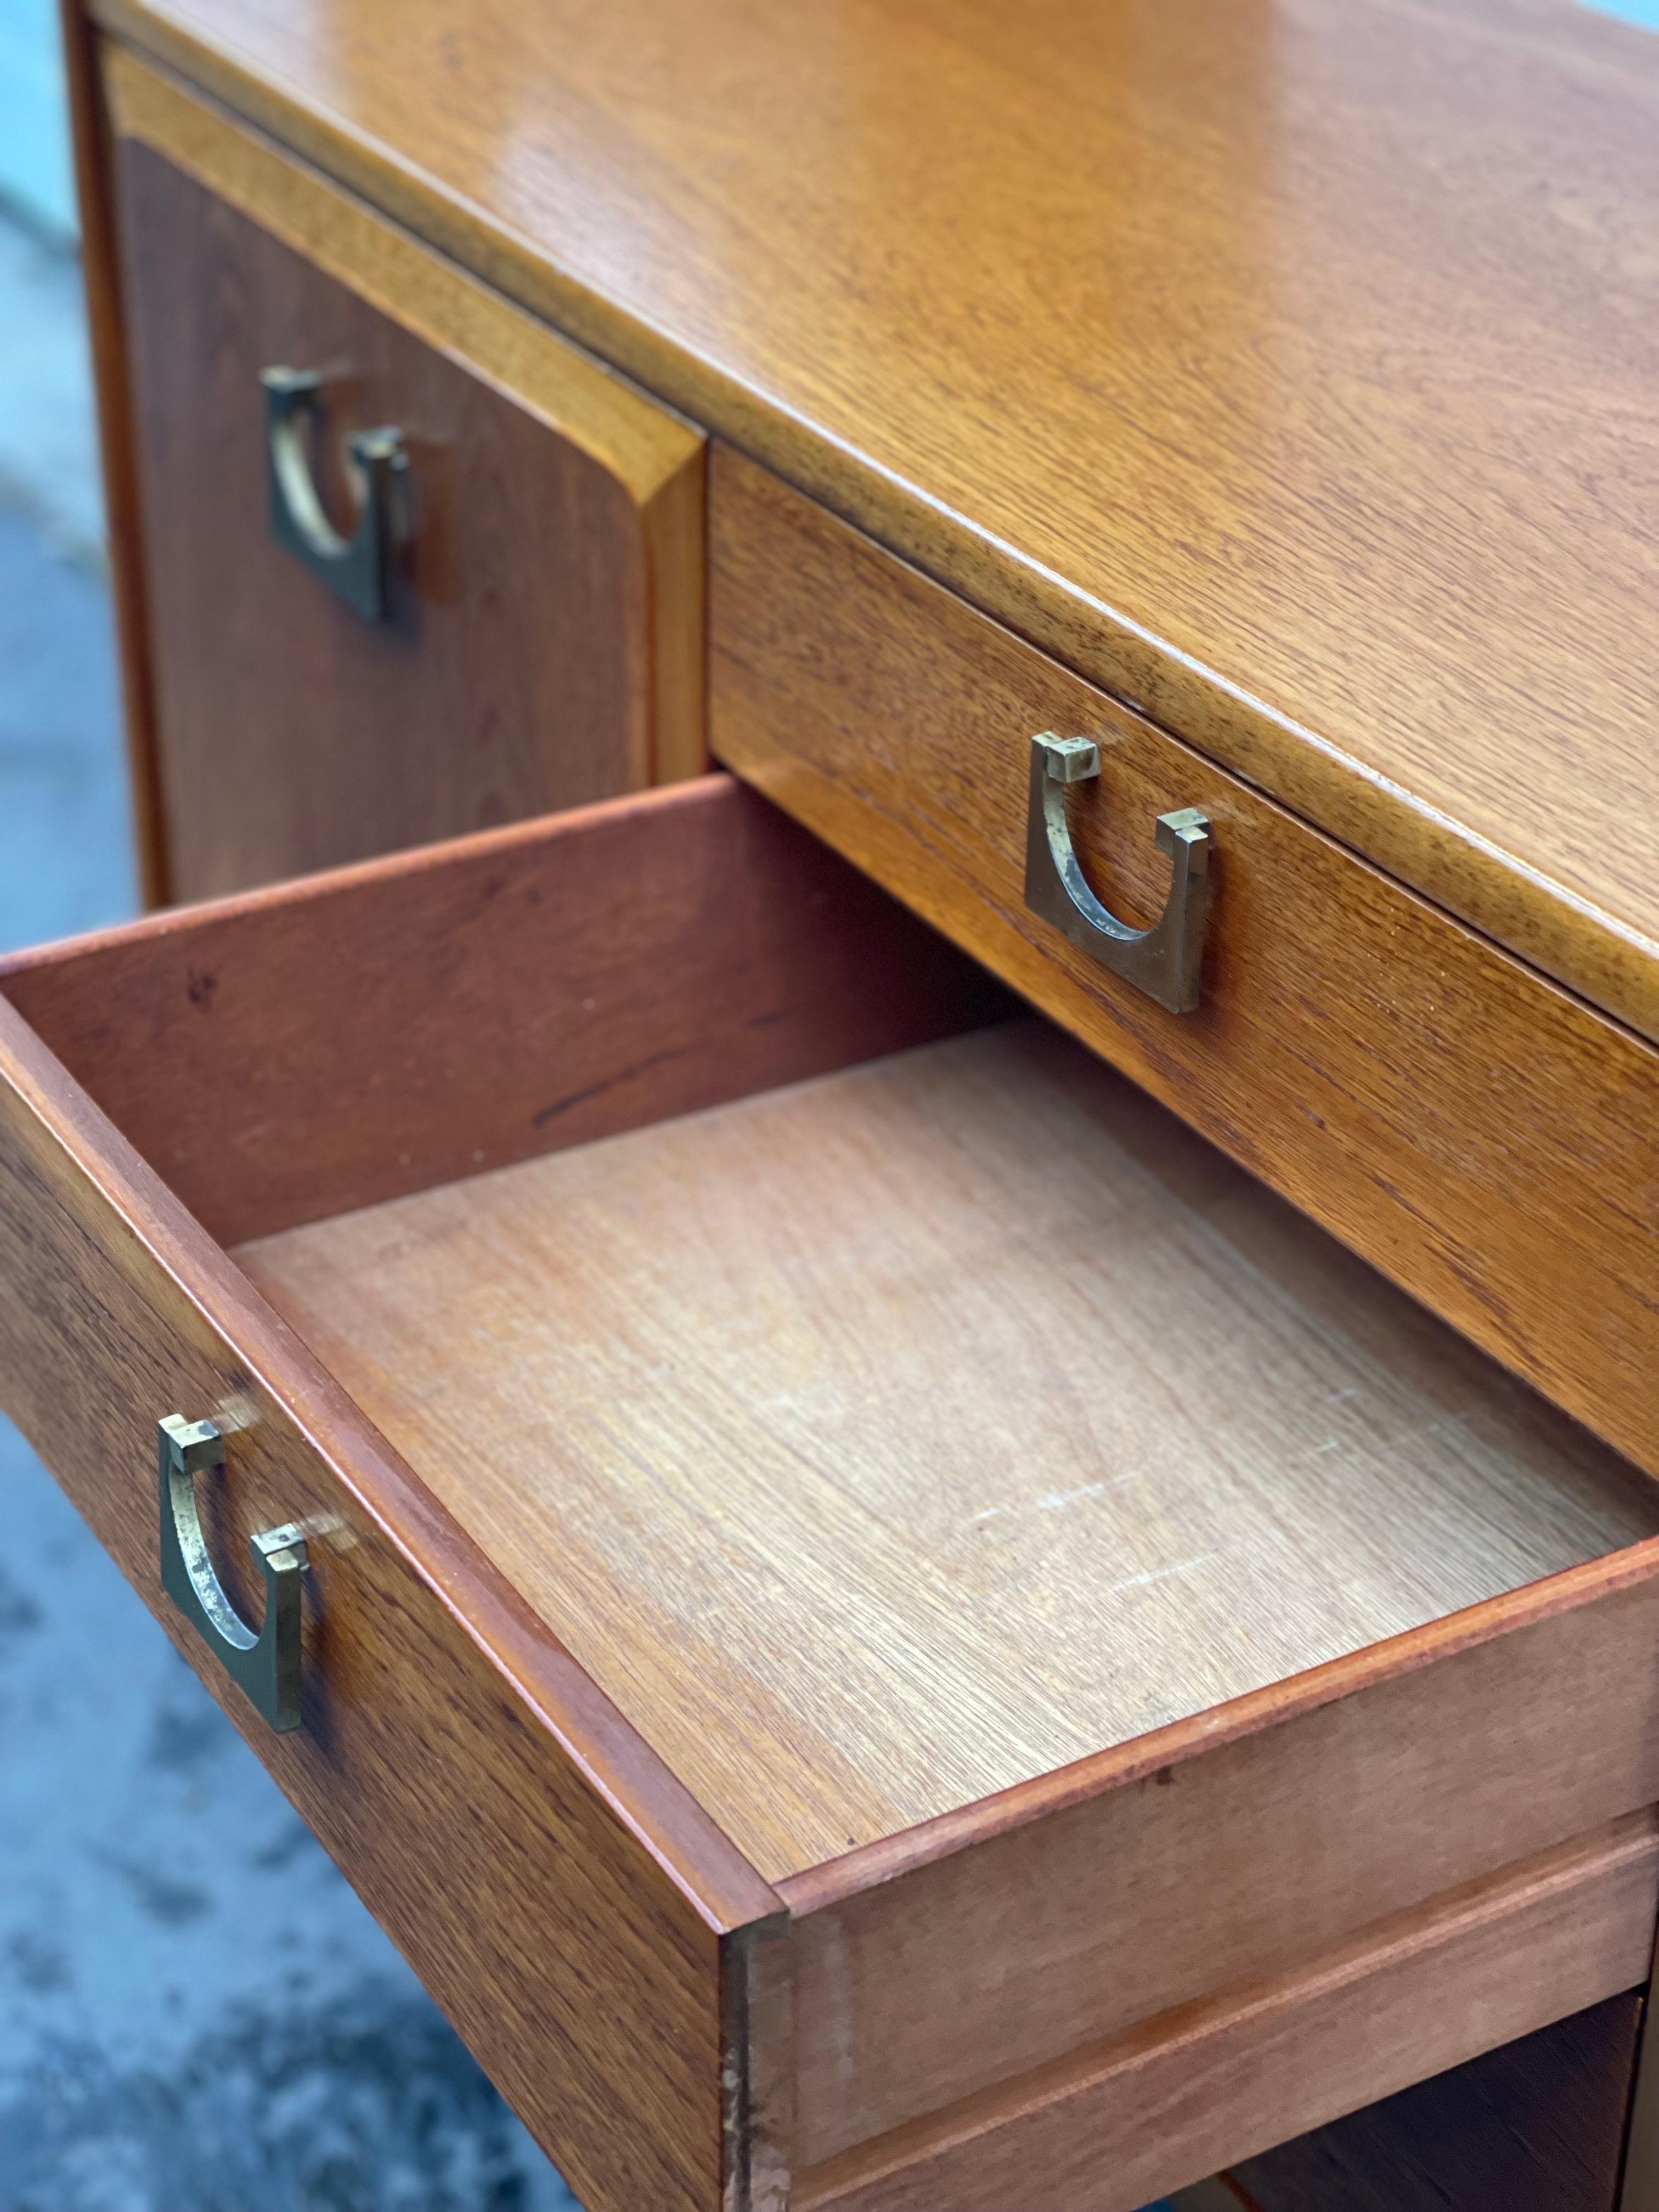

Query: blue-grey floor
0;204;1180;2212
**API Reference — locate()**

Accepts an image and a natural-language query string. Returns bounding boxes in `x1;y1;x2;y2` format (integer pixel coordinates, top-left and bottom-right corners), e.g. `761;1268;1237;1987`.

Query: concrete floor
0;0;78;242
0;220;103;562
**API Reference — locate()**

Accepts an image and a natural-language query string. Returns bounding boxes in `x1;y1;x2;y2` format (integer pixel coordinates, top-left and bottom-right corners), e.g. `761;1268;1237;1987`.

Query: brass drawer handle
157;1414;308;1733
260;365;407;622
1024;732;1212;1013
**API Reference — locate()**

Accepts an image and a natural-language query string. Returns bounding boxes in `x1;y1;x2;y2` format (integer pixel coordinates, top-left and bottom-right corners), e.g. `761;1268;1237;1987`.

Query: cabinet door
109;53;704;900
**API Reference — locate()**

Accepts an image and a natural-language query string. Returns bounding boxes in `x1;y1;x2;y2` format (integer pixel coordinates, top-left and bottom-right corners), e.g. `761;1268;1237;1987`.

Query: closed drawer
708;447;1659;1484
3;779;1659;2212
105;48;705;901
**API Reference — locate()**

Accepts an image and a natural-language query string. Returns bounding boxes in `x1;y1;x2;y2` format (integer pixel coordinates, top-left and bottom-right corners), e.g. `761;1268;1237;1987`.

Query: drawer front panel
709;448;1659;1475
782;1555;1659;2162
0;994;761;2212
109;51;705;901
797;1818;1659;2212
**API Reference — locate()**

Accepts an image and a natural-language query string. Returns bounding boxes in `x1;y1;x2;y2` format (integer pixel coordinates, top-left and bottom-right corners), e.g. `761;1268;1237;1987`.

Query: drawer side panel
0;994;759;2212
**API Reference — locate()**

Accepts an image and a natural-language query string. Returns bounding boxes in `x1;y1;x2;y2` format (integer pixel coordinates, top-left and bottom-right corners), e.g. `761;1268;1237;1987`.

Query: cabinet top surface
101;0;1659;1033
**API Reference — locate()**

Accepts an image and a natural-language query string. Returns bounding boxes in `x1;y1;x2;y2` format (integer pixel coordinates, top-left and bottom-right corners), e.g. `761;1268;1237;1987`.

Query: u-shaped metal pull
1024;733;1212;1013
157;1415;308;1733
261;366;407;622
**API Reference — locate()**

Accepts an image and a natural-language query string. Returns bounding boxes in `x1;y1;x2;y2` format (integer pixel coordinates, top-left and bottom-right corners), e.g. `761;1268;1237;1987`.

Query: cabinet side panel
61;1;169;901
722;1916;795;2212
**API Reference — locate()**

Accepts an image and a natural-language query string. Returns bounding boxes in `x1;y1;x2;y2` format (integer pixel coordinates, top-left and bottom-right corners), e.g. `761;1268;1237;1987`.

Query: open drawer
1;776;1657;2212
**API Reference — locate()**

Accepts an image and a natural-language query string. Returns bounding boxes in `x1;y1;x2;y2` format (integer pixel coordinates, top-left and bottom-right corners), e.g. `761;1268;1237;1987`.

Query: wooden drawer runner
3;779;1659;2210
105;48;705;900
708;447;1659;1481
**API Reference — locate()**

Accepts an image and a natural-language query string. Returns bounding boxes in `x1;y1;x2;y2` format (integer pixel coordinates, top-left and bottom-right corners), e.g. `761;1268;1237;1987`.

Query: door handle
157;1414;307;1733
261;365;407;622
1023;733;1212;1013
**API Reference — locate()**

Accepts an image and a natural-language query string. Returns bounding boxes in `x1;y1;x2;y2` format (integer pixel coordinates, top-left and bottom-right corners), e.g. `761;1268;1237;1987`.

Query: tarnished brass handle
1023;733;1212;1013
261;366;407;622
157;1415;308;1733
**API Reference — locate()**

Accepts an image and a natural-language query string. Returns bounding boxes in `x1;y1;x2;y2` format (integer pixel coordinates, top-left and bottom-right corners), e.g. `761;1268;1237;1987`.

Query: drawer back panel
0;777;1008;1245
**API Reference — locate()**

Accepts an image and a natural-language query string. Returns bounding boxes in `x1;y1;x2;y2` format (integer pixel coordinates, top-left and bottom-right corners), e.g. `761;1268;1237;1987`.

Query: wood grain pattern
60;1;170;903
781;1552;1659;2162
108;93;704;898
794;1815;1659;2212
0;989;785;2212
104;49;701;508
86;0;1659;1038
0;776;1008;1248
1200;1989;1643;2212
233;1015;1659;1884
709;449;1659;1479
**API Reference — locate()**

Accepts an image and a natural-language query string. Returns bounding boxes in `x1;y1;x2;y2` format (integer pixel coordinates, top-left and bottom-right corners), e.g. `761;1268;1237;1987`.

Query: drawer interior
7;774;1647;1893
235;1012;1656;1882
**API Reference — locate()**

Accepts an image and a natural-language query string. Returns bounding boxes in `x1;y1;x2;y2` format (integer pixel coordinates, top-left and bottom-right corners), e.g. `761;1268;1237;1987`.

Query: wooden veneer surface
239;1019;1659;1880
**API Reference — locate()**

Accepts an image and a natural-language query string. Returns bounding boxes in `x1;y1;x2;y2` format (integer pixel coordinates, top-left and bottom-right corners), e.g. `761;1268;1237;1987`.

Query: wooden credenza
10;0;1658;2204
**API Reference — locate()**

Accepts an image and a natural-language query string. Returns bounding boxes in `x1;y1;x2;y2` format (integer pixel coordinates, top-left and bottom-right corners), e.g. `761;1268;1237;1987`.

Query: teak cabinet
18;1;1659;2207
